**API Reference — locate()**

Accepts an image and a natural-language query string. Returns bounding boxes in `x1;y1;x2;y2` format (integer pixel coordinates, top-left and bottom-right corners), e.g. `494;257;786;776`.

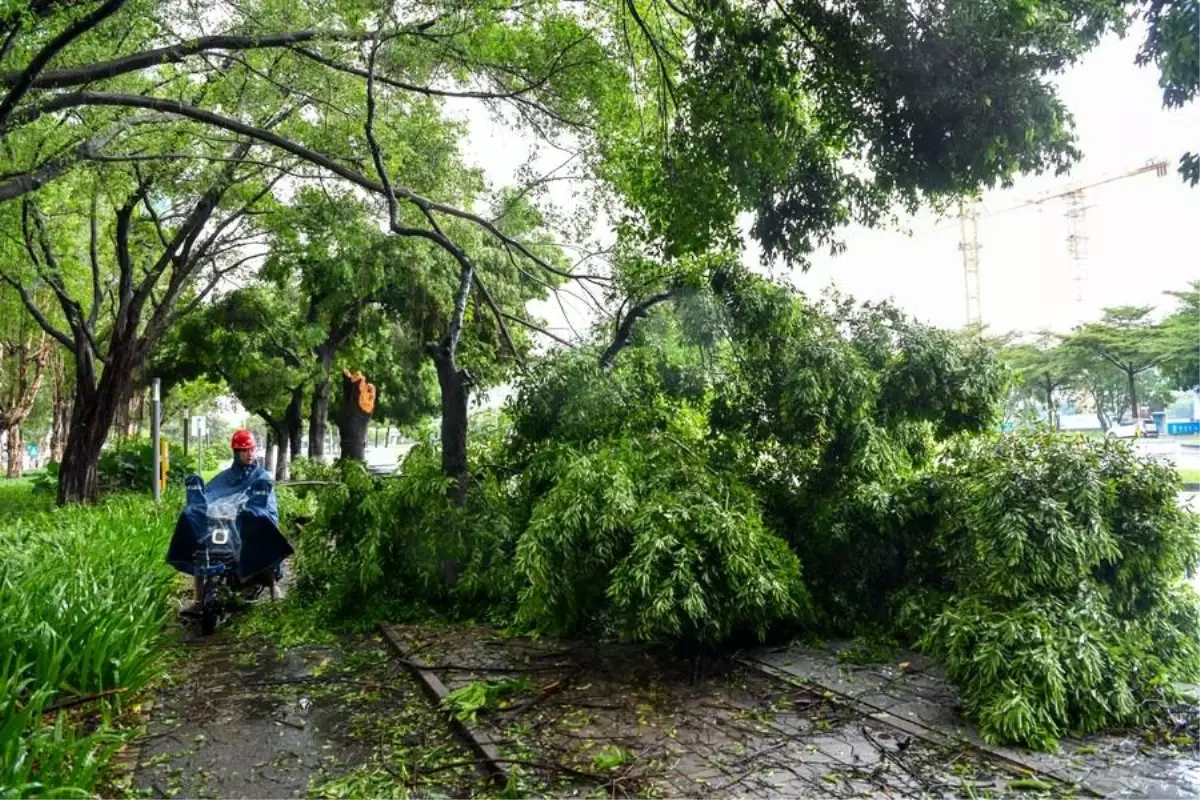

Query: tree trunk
58;348;137;504
430;345;469;506
309;381;330;461
307;383;326;460
1127;368;1139;422
50;359;73;462
275;442;290;481
264;430;277;473
286;385;304;464
1042;377;1058;430
4;422;20;478
335;370;374;462
131;384;146;437
308;346;334;461
58;392;115;504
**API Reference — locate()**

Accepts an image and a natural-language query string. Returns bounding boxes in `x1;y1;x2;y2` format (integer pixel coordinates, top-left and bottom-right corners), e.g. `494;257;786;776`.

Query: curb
377;622;509;787
1182;483;1199;492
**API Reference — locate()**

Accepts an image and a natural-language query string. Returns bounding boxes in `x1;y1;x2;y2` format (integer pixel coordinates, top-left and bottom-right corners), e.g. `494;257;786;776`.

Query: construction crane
955;158;1170;327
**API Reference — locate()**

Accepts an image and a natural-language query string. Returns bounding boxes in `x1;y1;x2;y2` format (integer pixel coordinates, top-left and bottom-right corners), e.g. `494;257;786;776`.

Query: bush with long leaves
293;438;520;627
297;270;1198;752
920;433;1200;750
0;492;177;797
97;439;195;494
515;434;809;644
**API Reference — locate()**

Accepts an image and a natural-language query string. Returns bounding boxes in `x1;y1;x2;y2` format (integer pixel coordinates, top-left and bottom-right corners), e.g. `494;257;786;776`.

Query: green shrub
29;462;58;496
0;490;177;797
515;435;809;643
293;439;519;628
289;457;340;484
920;432;1200;750
97;439;194;494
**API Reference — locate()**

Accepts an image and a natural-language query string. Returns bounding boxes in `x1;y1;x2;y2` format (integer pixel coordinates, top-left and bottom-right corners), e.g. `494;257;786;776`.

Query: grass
0;483;179;798
1179;467;1200;485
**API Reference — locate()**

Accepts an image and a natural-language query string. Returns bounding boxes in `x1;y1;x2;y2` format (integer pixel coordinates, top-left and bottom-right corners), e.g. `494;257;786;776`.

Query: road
1134;439;1200;473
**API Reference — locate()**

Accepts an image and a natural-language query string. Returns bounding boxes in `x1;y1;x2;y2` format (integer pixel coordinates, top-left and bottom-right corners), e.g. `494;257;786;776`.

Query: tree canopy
1064;305;1170;421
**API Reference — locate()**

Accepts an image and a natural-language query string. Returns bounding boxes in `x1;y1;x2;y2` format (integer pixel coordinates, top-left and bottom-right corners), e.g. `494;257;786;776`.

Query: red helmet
230;429;256;451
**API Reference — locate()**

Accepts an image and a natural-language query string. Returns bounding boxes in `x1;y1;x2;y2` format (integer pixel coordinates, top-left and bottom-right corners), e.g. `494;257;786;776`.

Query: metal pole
151;379;161;502
183;407;190;457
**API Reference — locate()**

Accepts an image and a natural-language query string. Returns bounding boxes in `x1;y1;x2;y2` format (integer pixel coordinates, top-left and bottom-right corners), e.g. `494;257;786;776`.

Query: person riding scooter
176;429;287;615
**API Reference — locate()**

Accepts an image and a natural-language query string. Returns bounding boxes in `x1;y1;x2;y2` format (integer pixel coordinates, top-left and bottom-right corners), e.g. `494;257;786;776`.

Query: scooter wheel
200;604;218;635
200;581;220;635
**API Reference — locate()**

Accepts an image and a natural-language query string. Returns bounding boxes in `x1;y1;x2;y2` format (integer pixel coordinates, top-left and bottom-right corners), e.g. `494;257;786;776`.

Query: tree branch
0;123;129;202
472;273;524;367
0;29;383;90
7;91;601;285
0;0;128;127
289;35;593;128
599;291;673;369
0;270;75;350
499;310;575;348
87;189;102;329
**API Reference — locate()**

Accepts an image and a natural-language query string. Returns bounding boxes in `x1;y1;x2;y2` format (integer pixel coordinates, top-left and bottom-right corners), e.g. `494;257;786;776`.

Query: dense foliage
97;439;194;494
0;491;178;797
293;268;1199;751
920;434;1199;749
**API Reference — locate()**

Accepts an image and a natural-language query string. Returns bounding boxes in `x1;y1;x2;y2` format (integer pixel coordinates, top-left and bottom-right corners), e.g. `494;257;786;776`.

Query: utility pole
958;199;982;328
151;379;161;502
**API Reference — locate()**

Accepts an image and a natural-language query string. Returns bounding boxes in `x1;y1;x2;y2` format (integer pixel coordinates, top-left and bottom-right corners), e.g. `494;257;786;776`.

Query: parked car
1107;418;1157;439
363;447;399;476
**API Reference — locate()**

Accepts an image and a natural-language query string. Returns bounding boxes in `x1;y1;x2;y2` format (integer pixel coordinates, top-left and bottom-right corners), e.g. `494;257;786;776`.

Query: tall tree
157;286;310;481
1064;306;1167;423
261;189;406;462
47;348;73;462
999;333;1077;430
0;155;278;502
1159;281;1199;389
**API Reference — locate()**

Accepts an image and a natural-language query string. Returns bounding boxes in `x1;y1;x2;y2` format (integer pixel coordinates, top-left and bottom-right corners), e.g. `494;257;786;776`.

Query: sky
453;22;1200;341
781;27;1200;336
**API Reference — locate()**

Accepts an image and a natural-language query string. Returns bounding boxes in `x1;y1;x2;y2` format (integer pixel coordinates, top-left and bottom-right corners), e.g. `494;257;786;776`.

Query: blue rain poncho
166;460;292;578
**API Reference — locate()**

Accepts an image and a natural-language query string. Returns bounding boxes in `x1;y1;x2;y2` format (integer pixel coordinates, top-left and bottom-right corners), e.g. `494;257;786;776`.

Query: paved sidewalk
746;641;1200;799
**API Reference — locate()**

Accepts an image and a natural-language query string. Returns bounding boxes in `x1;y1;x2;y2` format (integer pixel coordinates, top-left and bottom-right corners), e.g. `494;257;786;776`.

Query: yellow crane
955;158;1170;327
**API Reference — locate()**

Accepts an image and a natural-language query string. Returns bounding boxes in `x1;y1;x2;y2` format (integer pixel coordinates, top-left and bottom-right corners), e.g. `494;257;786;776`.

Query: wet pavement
132;627;486;799
747;641;1200;799
382;624;1073;798
130;615;1198;798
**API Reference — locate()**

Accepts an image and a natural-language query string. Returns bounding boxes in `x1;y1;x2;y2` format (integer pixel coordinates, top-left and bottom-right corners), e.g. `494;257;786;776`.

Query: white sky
454;23;1200;340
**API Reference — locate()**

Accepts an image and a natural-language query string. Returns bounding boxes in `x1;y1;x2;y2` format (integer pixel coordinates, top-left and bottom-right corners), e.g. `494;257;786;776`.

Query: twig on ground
415;756;607;782
499;679;563;714
393;657;572;674
43;687;127;713
860;724;932;792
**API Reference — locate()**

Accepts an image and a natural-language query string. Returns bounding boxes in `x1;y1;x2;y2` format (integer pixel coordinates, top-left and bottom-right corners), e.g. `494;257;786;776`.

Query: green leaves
0;491;177;796
442;677;529;723
514;436;809;644
1133;0;1198;184
920;431;1200;750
